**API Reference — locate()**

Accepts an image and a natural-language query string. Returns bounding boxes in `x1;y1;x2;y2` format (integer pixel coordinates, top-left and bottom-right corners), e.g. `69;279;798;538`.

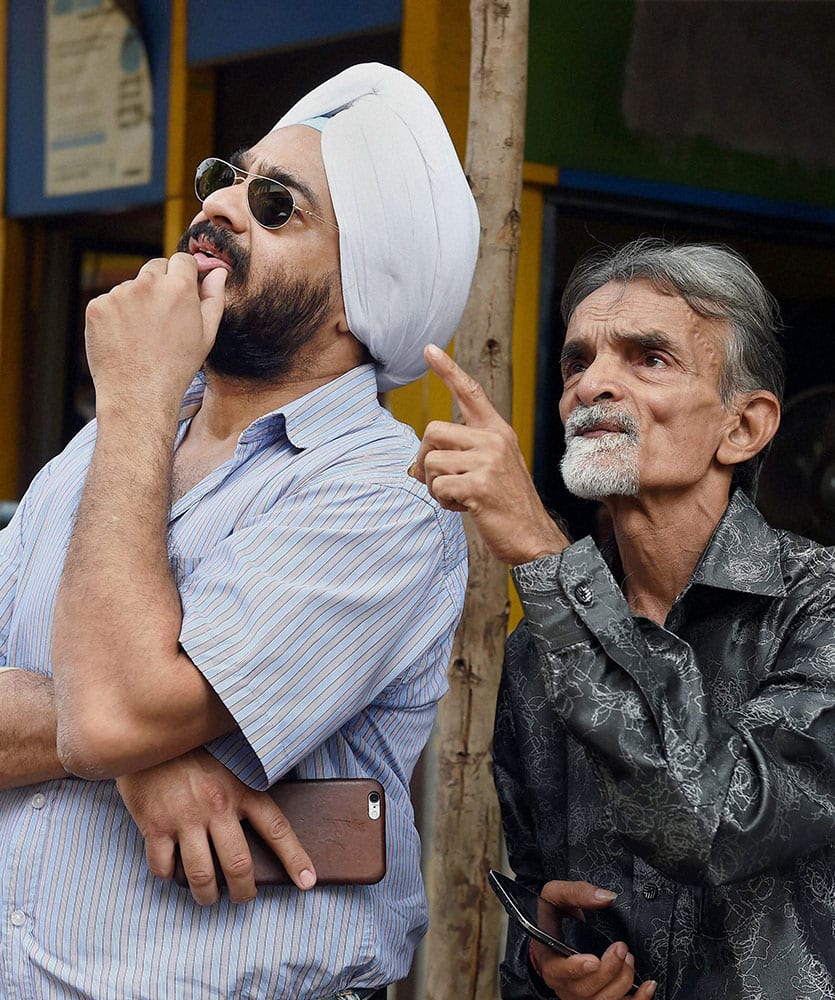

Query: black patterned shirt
494;490;835;1000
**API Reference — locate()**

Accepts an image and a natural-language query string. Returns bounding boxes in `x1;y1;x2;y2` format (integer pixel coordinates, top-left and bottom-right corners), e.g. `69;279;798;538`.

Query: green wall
526;0;835;211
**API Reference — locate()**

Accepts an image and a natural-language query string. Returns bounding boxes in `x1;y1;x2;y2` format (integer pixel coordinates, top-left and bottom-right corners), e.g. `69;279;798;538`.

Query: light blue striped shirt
0;364;467;999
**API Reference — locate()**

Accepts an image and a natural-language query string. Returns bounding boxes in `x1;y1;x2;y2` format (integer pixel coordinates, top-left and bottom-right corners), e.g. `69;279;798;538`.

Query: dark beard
207;271;333;383
177;222;333;384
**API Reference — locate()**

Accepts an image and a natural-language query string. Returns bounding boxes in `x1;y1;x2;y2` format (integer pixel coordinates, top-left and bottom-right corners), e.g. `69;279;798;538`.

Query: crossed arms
0;670;311;904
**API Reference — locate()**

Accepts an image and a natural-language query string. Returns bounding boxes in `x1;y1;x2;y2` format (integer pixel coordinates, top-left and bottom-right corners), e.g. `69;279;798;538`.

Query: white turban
274;62;480;391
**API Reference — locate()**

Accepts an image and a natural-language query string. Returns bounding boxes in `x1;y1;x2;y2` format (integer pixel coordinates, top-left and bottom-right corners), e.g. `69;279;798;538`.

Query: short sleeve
179;477;463;788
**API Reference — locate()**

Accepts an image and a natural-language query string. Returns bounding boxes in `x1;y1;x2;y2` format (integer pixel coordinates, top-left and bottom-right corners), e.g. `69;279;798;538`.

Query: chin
561;440;640;500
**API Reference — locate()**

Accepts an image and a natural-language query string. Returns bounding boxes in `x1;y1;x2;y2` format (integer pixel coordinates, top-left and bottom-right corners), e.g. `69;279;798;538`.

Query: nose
199;176;248;232
572;353;626;407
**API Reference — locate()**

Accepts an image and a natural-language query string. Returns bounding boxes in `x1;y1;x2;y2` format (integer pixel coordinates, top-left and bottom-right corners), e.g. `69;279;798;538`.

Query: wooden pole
424;1;529;997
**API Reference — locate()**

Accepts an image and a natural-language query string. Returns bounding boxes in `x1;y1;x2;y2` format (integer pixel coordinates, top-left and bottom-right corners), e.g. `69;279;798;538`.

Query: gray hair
560;238;784;497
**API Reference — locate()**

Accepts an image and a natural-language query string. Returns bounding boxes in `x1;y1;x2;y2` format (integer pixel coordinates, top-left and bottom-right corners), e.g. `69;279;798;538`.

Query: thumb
199;268;227;338
539;879;618;914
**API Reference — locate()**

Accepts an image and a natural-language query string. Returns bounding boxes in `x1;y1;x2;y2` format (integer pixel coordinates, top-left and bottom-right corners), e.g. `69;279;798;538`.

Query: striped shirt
0;364;467;999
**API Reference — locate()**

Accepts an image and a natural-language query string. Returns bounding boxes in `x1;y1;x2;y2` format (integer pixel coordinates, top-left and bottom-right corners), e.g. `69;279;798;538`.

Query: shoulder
292;405;466;544
14;421;97;530
776;532;835;645
772;524;835;596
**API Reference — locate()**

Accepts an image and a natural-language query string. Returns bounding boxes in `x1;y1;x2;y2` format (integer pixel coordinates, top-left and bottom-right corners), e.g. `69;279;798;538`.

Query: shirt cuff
512;537;632;652
511;538;594;650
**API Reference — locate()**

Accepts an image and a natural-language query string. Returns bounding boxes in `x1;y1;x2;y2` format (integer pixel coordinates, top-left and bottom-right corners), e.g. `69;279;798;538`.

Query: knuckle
202;782;232;814
423;454;442;478
146;854;170;879
85;297;104;322
186;866;215;889
142;810;175;835
505;425;520;446
463;378;484;400
282;848;309;872
225;852;254;878
266;811;293;842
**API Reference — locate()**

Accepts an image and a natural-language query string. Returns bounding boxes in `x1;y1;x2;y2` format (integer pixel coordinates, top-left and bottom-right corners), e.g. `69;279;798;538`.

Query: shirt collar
688;488;787;597
179;364;381;450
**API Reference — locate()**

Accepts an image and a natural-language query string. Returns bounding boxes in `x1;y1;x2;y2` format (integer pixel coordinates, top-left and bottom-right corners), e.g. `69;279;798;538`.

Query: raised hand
83;252;227;416
409;344;569;565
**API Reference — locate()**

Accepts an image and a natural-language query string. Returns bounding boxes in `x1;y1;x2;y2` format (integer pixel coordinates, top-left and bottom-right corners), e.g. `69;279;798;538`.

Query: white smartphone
488;869;644;992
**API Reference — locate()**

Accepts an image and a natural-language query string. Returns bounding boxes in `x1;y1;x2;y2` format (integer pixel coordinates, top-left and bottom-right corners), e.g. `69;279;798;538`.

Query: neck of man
604;475;733;625
169;338;368;506
195;332;368;443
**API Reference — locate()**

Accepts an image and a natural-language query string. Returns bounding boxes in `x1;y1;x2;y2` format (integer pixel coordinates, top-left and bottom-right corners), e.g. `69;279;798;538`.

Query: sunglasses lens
194;159;298;230
194;158;236;201
248;177;295;229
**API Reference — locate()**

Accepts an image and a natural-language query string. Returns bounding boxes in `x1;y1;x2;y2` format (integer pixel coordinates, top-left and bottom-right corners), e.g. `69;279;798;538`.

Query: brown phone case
173;778;386;888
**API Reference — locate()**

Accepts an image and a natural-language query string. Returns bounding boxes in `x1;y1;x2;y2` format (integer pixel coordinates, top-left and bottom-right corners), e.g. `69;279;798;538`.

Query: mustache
564;404;639;442
178;221;249;279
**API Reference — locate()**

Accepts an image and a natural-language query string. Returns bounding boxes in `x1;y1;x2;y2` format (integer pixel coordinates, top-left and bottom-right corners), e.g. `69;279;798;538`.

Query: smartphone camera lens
367;789;382;820
369;792;380;804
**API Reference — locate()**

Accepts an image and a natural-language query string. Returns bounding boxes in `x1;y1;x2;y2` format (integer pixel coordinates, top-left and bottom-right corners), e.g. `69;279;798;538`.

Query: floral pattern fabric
494;490;835;1000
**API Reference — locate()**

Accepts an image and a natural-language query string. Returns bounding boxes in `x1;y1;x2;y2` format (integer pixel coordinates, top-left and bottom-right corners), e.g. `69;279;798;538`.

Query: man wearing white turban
0;64;478;999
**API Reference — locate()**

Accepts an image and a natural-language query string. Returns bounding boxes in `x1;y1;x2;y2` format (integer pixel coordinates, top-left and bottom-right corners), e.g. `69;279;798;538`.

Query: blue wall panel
187;0;401;65
6;0;170;217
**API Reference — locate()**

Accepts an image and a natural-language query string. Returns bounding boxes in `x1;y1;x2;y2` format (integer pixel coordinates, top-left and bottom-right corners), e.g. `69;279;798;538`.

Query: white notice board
45;0;153;196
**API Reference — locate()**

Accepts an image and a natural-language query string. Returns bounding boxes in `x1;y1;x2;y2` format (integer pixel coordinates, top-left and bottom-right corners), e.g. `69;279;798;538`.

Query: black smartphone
488;869;643;992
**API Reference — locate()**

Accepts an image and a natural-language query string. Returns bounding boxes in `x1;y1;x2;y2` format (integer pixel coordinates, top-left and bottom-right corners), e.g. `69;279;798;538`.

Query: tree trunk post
424;1;529;997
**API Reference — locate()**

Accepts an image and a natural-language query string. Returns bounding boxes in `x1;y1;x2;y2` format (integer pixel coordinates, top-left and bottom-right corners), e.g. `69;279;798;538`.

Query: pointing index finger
424;344;503;428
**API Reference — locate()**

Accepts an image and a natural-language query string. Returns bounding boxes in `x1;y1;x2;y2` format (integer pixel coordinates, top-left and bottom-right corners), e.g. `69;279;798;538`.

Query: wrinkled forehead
566;278;728;346
563;279;735;391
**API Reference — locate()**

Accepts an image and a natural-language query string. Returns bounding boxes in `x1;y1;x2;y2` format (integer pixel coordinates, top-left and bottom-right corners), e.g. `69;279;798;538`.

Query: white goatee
560;404;640;500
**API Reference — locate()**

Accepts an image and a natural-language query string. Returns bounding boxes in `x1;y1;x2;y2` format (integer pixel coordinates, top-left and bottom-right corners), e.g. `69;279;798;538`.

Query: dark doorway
20;207;163;492
212;30;401;158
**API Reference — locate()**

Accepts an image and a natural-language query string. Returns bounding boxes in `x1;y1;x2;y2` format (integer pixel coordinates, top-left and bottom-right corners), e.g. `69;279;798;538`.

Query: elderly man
0;64;478;999
412;239;835;1000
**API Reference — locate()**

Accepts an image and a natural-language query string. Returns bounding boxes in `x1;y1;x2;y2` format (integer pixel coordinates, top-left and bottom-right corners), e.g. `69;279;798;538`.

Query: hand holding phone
488;870;652;997
173;778;386;889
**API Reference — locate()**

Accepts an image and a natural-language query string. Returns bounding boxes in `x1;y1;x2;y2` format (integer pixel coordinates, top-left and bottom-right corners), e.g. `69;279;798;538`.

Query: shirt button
30;793;46;809
642;884;658;901
10;909;26;927
574;583;594;606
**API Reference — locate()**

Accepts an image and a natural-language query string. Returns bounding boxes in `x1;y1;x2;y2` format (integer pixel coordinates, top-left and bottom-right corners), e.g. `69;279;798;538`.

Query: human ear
716;391;781;469
336;308;351;335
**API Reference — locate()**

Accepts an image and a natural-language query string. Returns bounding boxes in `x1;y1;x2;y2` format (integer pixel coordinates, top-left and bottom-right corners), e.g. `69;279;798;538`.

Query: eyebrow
560;329;677;367
559;341;585;368
230;147;322;212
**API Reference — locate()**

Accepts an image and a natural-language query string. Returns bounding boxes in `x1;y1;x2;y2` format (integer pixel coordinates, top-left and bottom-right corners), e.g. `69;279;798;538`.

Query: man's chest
665;589;781;710
170;437;238;503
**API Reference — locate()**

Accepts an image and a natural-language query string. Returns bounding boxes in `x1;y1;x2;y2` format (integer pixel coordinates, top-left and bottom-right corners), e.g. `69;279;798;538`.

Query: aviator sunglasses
194;157;339;232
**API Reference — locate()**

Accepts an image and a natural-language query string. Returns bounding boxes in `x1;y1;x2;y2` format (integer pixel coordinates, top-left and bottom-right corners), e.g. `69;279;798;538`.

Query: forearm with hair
51;410;234;778
0;669;67;788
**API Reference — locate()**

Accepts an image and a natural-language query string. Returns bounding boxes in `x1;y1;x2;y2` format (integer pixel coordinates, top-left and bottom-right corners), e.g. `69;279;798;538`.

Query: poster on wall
45;0;153;196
